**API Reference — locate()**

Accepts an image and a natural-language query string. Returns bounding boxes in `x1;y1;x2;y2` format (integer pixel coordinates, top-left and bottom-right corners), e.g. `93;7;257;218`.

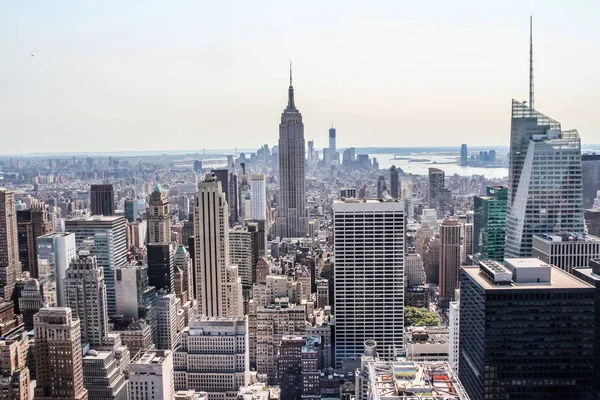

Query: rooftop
367;361;467;399
463;261;593;291
534;233;600;243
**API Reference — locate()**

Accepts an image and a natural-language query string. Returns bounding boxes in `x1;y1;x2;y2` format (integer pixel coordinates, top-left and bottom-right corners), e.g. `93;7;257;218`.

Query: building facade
36;232;76;306
90;184;115;216
473;186;507;261
0;189;20;304
505;100;585;257
428;168;445;218
148;184;171;244
333;199;405;365
532;233;600;273
275;68;308;239
439;218;461;306
129;350;174;400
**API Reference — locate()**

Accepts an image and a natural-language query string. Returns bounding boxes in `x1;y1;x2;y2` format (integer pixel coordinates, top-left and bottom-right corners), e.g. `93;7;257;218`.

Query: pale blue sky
1;1;599;154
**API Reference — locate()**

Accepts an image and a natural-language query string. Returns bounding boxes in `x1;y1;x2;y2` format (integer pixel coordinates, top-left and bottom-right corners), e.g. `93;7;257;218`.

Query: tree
404;306;441;327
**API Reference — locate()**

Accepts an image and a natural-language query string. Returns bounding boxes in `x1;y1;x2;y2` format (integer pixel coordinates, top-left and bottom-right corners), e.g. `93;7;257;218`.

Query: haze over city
2;1;600;155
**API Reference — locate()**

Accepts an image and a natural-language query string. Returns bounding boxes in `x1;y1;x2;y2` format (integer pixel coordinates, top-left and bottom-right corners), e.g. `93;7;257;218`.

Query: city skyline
2;2;600;154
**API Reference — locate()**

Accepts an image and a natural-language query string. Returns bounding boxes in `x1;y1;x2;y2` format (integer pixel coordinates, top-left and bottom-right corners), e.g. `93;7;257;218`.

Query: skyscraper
36;232;77;306
438;218;461;306
275;66;308;239
250;174;267;220
333;198;405;365
460;259;595;398
64;252;109;347
505;23;584;257
329;125;336;153
460;144;468;166
0;189;20;304
148;184;171;244
34;307;88;400
16;201;51;277
194;173;243;317
428;168;445;218
156;291;179;350
376;175;387;199
147;243;175;293
473;186;507;261
129;350;174;400
65;215;128;315
390;165;399;199
174;316;248;397
90;184;115;216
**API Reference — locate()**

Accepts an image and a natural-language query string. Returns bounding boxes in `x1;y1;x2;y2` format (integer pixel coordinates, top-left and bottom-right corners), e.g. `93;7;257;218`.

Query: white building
129;350;174;400
404;326;449;362
333;198;405;365
532;233;600;273
174;317;248;400
505;101;585;257
36;232;76;306
449;294;460;375
405;251;426;287
194;173;243;317
156;291;179;350
250;174;267;220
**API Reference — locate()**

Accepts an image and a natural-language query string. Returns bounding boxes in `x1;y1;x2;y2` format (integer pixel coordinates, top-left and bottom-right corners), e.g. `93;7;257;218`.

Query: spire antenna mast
289;60;293;86
529;15;534;110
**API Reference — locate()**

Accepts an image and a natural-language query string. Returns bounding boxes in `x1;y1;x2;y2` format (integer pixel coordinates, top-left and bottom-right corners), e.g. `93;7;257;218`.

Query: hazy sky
1;1;599;155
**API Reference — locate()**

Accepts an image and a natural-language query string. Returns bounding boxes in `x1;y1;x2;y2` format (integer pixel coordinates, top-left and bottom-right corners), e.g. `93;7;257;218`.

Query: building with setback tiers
34;307;88;400
275;66;308;238
194;173;243;318
0;189;20;305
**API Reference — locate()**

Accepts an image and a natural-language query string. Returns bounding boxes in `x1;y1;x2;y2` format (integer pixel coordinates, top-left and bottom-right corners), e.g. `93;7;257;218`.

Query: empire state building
276;66;308;238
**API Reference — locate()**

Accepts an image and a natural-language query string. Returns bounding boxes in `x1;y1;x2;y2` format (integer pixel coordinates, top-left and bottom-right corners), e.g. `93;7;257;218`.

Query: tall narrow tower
148;184;171;244
194;173;243;317
275;64;308;238
0;189;20;303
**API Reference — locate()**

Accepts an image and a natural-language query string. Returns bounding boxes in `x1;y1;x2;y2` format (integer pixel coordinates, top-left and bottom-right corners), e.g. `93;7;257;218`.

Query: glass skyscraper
473;186;507;261
505;100;584;258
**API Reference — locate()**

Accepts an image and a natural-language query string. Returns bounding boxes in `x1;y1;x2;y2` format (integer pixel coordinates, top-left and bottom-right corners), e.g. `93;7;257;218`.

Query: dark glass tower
390;165;399;199
428;168;445;218
147;244;174;293
473;186;507;261
90;184;115;216
460;259;594;399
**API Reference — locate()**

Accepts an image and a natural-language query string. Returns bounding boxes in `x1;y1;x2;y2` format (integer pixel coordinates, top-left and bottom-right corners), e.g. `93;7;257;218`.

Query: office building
147;243;175;293
34;307;88;400
36;232;76;306
473;186;507;261
448;296;460;375
156;291;179;350
65;215;127;315
112;319;154;359
229;226;257;312
461;222;473;264
505;100;585;257
404;326;449;362
333;198;405;365
174;317;248;399
194;173;243;318
582;153;600;208
358;359;468;400
250;174;267;220
174;244;195;301
148;184;171;244
277;336;303;400
82;348;128;400
64;252;109;347
390;165;399;199
115;264;156;332
439;218;461;306
129;350;174;400
428;168;445;218
405;250;426;287
16;201;51;277
0;189;20;304
532;233;600;273
459;258;595;399
275;66;308;238
18;278;44;331
256;302;306;381
124;198;142;223
376;176;386;198
573;260;600;392
460;144;468;166
0;330;31;400
329;125;336;153
90;184;115;216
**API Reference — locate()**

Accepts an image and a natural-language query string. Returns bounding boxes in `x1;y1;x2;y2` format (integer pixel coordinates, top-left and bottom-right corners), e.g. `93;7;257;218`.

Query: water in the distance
373;154;509;179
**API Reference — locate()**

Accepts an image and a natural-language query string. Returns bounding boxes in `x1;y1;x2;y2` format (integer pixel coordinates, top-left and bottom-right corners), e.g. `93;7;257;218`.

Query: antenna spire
289;60;293;86
529;15;534;110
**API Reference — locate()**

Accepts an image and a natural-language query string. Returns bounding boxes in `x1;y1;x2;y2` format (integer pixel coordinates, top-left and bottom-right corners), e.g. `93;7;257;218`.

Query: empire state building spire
287;61;296;111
